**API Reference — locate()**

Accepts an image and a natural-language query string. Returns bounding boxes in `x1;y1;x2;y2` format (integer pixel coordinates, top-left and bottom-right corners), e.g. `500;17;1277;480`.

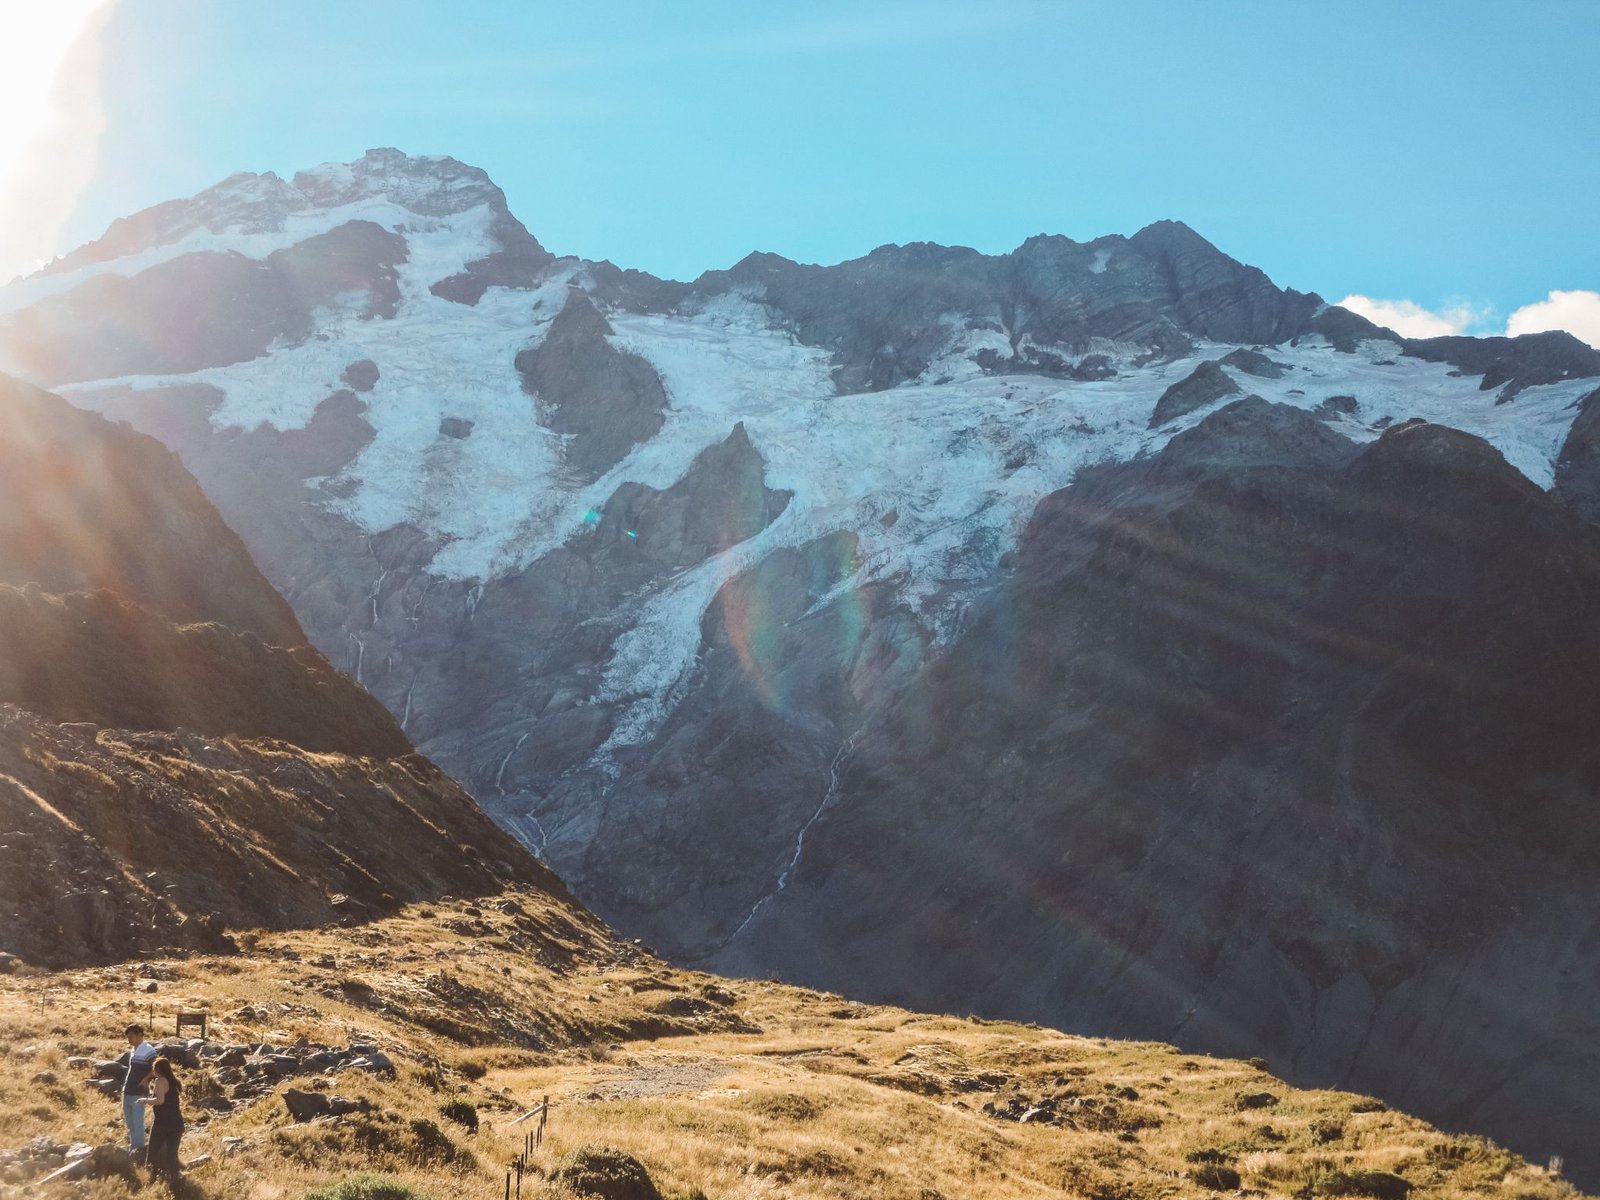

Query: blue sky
55;0;1600;338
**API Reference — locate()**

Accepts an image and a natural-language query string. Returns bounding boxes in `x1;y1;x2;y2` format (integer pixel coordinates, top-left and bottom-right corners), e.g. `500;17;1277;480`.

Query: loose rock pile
69;1037;396;1109
0;1137;133;1185
982;1078;1163;1135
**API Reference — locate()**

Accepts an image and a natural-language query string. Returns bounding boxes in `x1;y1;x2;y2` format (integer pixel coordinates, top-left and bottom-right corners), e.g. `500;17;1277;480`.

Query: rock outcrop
1554;386;1600;524
515;289;669;481
1149;359;1242;426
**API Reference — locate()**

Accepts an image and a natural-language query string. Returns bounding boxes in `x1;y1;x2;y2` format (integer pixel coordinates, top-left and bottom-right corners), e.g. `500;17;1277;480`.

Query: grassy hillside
0;890;1579;1200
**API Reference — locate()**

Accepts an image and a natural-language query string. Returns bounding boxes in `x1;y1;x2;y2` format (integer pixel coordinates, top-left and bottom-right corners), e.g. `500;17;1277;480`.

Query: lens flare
0;0;118;284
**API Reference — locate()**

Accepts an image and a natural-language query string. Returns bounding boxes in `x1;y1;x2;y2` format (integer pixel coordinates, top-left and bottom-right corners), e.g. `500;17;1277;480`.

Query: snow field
33;203;1598;757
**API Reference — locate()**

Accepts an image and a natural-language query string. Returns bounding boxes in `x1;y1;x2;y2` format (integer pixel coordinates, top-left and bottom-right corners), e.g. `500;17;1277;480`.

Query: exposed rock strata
0;705;561;967
717;402;1600;1183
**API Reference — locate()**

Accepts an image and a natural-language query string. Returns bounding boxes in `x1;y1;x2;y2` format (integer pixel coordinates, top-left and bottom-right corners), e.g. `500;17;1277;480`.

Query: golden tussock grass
0;890;1581;1200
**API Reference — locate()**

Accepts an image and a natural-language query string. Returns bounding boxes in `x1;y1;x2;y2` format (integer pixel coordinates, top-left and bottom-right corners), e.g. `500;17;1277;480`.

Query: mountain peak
36;149;520;282
290;147;508;218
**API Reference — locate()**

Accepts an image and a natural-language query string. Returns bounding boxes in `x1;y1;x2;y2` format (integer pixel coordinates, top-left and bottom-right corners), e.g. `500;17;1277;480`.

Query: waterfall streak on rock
726;737;856;946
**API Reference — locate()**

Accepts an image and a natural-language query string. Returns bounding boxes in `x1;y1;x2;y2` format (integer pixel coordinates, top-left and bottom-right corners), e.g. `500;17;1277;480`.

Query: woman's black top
151;1079;183;1130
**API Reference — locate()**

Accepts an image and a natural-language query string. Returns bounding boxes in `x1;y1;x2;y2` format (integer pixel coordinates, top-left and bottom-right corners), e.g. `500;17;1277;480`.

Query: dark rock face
1149;360;1242;427
1303;304;1391;352
198;419;802;870
1403;330;1600;401
684;222;1322;392
342;359;380;391
515;290;669;481
1300;306;1600;400
1125;220;1321;346
567;531;930;957
1554;387;1600;524
721;403;1600;1184
431;208;554;304
581;423;791;579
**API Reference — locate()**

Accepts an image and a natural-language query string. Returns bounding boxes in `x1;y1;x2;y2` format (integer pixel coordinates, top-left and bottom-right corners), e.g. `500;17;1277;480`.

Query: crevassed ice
46;224;1600;752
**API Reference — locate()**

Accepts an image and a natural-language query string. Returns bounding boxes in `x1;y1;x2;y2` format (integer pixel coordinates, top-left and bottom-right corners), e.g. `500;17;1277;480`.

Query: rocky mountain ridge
0;375;571;966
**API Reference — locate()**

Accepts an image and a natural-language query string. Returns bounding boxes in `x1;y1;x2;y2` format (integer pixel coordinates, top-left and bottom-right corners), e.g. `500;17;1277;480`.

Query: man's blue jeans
123;1092;146;1150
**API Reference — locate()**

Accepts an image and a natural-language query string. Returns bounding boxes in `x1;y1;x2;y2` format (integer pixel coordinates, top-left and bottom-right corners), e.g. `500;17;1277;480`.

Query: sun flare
0;0;116;283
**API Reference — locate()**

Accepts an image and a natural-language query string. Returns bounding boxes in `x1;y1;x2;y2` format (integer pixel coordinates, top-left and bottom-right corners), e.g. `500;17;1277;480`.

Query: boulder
347;1050;394;1074
282;1088;331;1122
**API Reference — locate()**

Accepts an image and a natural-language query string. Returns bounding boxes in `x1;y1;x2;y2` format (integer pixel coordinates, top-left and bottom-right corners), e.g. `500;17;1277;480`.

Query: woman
138;1055;184;1185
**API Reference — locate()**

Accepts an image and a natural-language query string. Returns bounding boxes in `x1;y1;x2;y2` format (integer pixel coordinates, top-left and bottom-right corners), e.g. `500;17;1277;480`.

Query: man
121;1023;158;1157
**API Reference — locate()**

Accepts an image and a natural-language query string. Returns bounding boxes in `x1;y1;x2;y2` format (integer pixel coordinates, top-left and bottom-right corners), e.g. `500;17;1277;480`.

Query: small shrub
412;1065;449;1092
1190;1163;1242;1191
1228;1094;1280;1113
1317;1170;1413;1200
439;1100;478;1133
305;1177;429;1200
1246;1057;1270;1072
274;1110;473;1172
1424;1136;1516;1182
1348;1096;1387;1113
455;1057;488;1081
1187;1148;1234;1165
1235;1091;1279;1110
549;1145;662;1200
745;1092;823;1122
1311;1120;1344;1144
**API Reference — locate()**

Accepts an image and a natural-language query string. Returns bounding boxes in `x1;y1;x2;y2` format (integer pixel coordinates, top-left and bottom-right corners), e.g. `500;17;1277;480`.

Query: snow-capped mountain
5;149;1600;1181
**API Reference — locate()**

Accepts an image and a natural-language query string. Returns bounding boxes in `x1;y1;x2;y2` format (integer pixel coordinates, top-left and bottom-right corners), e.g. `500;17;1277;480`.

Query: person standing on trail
139;1056;185;1185
122;1023;158;1158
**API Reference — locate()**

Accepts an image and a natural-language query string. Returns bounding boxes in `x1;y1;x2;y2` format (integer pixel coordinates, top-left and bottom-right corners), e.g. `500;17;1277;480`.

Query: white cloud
1335;294;1489;339
1506;290;1600;350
